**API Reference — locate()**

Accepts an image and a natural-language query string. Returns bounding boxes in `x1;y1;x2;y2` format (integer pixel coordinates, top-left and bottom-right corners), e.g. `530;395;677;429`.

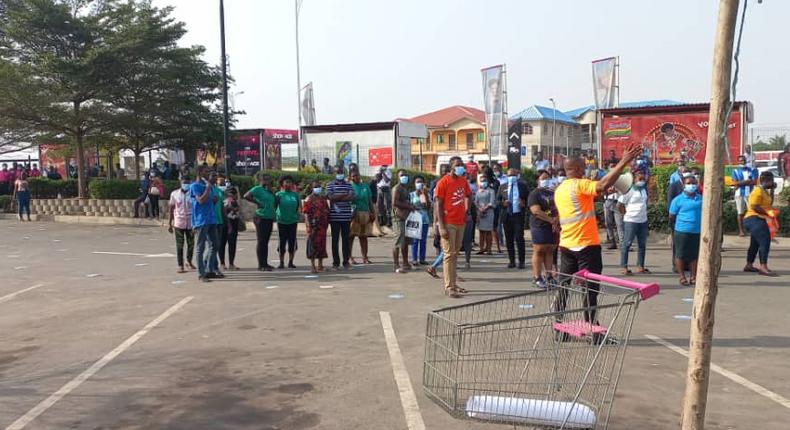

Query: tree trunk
75;132;87;198
681;0;739;428
133;147;141;181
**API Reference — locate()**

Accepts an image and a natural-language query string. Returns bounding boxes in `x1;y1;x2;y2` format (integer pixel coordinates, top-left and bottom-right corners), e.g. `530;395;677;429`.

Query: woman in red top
303;180;329;274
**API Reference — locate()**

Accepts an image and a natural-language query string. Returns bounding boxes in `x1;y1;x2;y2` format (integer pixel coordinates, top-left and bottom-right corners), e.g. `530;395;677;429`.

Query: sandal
425;267;439;279
758;270;779;277
679;277;689;286
743;266;759;273
444;287;462;298
689;277;696;285
621;268;633;276
637;267;652;274
454;286;469;294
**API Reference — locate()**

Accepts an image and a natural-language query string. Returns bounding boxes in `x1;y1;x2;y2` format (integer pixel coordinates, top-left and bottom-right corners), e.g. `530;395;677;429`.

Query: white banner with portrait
592;57;617;109
481;65;506;157
300;82;316;126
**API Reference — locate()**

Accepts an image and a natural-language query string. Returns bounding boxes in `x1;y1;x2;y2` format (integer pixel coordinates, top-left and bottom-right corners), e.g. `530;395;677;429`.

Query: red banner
368;147;393;166
602;110;742;165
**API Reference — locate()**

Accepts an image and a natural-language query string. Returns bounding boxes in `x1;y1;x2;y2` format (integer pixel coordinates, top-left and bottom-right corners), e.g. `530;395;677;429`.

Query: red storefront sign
602;110;742;165
368;147;393;166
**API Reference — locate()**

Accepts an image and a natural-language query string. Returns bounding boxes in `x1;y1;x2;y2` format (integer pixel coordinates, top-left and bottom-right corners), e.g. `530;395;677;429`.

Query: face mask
684;184;697;194
740;164;747;169
180;183;190;192
557;176;566;183
415;182;424;190
508;176;517;184
335;174;345;181
634;181;646;188
399;176;409;185
494;171;502;177
480;181;488;189
694;175;700;180
637;159;645;166
312;187;322;195
539;179;551;189
454;166;466;176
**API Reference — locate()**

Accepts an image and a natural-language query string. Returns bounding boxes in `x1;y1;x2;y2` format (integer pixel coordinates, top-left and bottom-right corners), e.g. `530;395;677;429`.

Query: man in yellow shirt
554;143;642;323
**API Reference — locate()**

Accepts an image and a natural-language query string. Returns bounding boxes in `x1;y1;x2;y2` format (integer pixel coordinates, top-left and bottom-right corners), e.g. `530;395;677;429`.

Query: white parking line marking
4;296;194;430
379;311;426;430
645;334;790;410
0;284;44;304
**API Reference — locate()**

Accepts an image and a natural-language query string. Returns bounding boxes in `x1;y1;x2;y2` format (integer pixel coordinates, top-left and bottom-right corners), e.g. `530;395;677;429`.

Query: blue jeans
431;252;444;269
16;190;30;218
411;223;429;262
194;224;214;278
620;221;648;268
209;223;222;272
744;216;771;265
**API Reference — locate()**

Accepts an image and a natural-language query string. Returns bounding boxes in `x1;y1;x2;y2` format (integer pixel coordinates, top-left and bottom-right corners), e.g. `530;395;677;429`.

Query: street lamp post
295;0;304;164
219;0;230;175
549;98;556;167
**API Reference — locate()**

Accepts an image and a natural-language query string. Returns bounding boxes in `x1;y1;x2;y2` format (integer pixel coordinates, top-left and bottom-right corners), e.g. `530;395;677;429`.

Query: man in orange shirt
554;142;642;322
435;156;472;298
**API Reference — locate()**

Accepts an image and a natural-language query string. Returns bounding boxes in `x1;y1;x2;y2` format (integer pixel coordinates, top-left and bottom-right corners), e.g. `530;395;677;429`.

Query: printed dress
303;196;329;259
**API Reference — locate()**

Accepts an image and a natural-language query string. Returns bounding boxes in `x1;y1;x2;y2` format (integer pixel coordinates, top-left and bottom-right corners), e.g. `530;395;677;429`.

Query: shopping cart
423;270;659;429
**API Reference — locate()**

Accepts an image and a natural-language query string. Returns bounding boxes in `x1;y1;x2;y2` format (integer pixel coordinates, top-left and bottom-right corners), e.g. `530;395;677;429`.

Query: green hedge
88;179;180;199
29;177;78;199
0;195;12;213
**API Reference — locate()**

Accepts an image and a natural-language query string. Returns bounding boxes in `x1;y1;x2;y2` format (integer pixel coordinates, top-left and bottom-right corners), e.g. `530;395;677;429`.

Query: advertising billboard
227;132;262;175
263;129;297;171
601;109;742;165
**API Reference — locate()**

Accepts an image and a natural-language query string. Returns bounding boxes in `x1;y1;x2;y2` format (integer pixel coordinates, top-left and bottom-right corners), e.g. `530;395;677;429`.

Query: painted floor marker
92;251;174;258
171;280;186;285
13;266;27;271
645;334;790;410
379;311;426;430
4;296;193;430
0;284;44;305
388;293;405;299
134;263;149;267
319;285;334;289
265;285;280;289
304;275;318;279
682;298;694;303
85;274;101;278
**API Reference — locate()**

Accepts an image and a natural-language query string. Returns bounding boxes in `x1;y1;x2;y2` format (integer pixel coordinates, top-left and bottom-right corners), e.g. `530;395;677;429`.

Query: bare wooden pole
681;0;740;428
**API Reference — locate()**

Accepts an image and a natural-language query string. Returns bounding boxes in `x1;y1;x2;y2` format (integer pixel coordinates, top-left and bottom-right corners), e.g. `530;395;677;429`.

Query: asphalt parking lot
1;220;789;429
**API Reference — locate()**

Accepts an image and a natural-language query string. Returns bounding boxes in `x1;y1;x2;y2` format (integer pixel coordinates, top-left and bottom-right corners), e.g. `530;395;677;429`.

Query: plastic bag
405;211;423;240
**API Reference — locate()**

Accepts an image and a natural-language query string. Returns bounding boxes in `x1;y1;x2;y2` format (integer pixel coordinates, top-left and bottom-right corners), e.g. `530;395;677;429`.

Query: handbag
148;186;160;196
405;211;423;240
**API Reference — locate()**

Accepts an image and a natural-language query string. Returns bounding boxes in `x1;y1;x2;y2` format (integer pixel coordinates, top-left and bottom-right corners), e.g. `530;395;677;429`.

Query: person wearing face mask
244;172;277;271
168;176;195;273
190;166;219;282
474;174;496;255
603;163;621;250
496;168;530;269
528;171;559;288
327;166;356;270
303;180;329;274
275;175;301;269
732;155;759;237
409;175;431;266
669;175;702;286
617;171;650;275
434;156;472;297
391;169;415;273
350;171;376;265
555;168;567;185
742;171;779;277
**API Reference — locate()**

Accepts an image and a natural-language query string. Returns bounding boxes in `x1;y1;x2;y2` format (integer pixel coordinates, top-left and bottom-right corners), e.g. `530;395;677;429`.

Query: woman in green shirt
244;173;276;271
276;175;302;269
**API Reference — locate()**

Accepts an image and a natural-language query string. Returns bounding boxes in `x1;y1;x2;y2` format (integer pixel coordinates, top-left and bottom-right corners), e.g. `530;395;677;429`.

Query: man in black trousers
497;168;529;269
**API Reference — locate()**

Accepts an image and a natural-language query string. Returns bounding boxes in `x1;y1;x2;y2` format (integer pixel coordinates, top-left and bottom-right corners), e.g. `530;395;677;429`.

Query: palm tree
768;134;787;150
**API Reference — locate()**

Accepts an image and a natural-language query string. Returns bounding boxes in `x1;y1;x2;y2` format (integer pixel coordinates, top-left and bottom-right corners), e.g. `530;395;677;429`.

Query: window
477;132;485;142
448;133;456;150
542;124;548;135
466;133;474;150
436;134;444;144
522;123;533;135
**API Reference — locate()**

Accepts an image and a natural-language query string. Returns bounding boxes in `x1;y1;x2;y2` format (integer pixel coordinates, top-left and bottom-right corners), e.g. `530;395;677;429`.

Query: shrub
647;202;670;233
28;177;78;198
89;180;140;199
0;195;12;213
520;168;538;191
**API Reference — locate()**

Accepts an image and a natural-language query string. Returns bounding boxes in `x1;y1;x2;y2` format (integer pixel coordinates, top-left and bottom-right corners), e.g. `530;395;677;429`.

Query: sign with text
369;147;393;166
507;119;522;170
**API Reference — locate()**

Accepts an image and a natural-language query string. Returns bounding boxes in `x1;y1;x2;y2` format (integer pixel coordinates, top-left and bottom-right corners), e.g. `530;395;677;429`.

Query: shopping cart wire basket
422;270;659;429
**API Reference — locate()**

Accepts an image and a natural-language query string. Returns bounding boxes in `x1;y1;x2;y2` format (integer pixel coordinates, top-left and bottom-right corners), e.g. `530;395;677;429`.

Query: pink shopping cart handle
574;269;660;300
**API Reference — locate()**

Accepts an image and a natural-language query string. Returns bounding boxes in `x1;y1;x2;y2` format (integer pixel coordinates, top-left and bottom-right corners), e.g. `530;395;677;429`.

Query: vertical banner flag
481;65;506;157
592;57;617;109
507;118;522;170
300;82;316;126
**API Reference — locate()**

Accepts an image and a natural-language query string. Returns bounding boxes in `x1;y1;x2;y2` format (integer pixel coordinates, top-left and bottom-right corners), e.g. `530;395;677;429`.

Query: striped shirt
327;180;354;222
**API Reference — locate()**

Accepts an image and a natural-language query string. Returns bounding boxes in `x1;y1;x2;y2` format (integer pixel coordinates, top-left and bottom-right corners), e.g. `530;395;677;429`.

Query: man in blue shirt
731;155;758;237
190;166;218;282
133;172;150;218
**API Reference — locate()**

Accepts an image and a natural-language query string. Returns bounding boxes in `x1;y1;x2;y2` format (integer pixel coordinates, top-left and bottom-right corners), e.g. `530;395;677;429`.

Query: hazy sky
153;0;789;130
